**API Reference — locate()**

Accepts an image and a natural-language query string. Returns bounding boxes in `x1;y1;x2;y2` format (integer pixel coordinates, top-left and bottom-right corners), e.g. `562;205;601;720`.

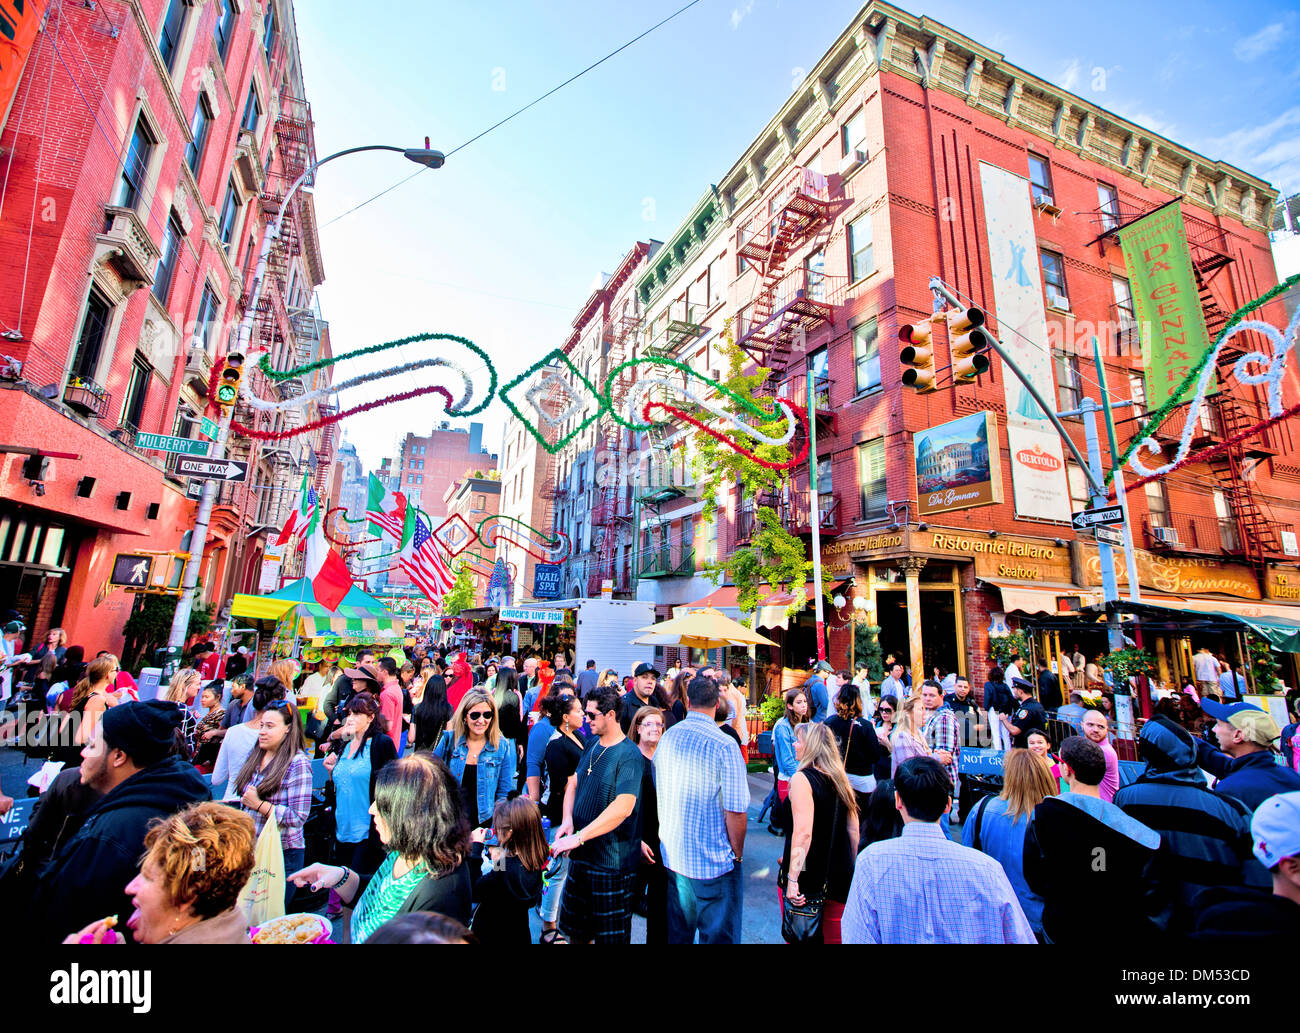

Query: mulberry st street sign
134;431;210;456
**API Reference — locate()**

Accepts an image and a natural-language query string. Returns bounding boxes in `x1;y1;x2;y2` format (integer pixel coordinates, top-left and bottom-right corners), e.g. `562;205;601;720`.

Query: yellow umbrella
630;607;777;650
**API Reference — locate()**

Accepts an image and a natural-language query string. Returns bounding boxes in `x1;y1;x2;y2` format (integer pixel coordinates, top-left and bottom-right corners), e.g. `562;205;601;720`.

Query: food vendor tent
230;579;404;646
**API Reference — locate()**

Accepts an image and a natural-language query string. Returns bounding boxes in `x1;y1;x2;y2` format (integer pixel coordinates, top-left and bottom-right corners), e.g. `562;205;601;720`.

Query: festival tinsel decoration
476;515;571;563
231;385;455;441
1107;271;1300;485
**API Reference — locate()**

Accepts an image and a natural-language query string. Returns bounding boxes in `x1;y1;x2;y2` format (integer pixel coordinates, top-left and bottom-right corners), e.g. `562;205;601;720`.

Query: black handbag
781;723;855;944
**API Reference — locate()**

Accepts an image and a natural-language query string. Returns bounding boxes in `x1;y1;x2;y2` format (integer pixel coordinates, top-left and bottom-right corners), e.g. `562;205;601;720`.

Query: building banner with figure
980;162;1072;522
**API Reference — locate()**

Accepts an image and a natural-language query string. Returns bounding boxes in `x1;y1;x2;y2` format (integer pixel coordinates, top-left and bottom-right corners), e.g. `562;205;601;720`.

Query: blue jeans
282;847;305;911
666;864;743;944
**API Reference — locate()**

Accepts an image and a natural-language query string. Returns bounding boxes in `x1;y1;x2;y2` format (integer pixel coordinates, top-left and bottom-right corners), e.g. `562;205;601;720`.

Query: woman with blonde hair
889;695;930;776
52;655;118;766
267;658;300;697
163;668;202;758
435;688;517;829
779;722;860;943
961;748;1058;939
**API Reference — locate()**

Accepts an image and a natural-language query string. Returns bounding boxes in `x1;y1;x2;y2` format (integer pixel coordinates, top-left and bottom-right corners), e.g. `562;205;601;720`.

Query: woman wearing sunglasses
435;689;517;830
871;694;898;784
236;697;312;906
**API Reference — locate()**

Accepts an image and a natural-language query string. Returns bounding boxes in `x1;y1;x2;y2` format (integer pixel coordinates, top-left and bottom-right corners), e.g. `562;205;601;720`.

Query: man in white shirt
1193;646;1223;700
1003;653;1023;689
879;662;907;700
1;621;31;708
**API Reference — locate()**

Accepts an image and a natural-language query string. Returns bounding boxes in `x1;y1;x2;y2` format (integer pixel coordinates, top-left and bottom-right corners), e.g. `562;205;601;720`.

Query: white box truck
564;597;657;676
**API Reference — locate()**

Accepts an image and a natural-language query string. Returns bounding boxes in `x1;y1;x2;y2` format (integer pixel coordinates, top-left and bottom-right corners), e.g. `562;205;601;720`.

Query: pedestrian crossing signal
216;353;244;408
947;308;990;380
899;323;936;391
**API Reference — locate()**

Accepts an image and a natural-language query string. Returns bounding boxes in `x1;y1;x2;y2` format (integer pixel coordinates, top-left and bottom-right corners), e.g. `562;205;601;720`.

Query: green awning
1198;610;1300;652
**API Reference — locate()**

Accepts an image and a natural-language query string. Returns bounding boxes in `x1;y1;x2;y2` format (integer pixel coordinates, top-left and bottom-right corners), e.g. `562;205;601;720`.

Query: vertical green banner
1118;200;1215;408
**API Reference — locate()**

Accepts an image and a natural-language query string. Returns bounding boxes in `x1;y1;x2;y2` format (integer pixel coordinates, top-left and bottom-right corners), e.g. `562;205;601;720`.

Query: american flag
368;491;407;543
398;514;454;604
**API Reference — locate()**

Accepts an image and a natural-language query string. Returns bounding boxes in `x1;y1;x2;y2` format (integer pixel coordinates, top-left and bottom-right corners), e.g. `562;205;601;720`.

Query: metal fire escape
735;167;833;374
1094;198;1286;578
587;312;641;596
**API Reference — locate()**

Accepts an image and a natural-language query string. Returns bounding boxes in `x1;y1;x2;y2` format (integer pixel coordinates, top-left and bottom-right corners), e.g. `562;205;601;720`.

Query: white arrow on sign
175;457;248;482
1071;506;1124;529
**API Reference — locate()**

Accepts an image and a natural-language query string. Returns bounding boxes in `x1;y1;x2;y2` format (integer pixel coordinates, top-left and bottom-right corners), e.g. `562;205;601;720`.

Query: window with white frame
841;108;866;158
848;214;873;282
853;318;880;394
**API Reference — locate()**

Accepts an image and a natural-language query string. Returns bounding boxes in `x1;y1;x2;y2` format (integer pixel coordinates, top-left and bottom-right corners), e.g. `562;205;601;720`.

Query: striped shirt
842;822;1036;944
244;751;313;850
653;713;750;880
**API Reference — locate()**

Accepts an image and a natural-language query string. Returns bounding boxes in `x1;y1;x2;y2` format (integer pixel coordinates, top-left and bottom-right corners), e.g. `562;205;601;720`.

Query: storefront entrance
874;588;960;679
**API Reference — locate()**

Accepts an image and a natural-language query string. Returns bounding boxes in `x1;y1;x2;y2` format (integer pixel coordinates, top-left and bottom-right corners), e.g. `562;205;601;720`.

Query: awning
1111;596;1300;652
297;612;405;644
984;579;1103;616
675;578;851;630
230;579;390;622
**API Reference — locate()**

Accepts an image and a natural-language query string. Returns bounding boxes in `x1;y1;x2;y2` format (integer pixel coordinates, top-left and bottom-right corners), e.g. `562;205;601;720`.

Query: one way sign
174;456;249;482
1071;505;1124;529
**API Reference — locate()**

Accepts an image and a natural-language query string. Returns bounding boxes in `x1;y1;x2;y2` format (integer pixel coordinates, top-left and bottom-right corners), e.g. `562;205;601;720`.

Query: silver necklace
587;743;610;776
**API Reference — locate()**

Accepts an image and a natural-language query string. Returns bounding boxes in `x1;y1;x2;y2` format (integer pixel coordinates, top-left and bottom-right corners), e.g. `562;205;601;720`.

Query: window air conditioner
1152;525;1179;545
1047;289;1071;312
839;148;867;176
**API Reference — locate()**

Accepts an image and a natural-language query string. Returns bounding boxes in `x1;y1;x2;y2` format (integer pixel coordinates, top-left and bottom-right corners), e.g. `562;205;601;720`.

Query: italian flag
275;473;316;547
366;472;412;547
303;505;352;611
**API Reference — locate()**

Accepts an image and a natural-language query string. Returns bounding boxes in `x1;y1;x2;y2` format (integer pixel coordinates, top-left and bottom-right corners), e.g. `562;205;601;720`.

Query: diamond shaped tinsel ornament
502;350;606;454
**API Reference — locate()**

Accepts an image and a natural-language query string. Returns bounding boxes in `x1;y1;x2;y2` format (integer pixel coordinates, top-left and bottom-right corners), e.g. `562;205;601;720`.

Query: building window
841;108;865;157
193;285;220;353
1098;182;1120;231
262;2;276;56
853;318;880;394
157;0;187;73
848;214;873;282
809;346;830;409
120;355;151;433
185;95;212;175
113;117;156;210
152;216;182;304
1067;462;1089;509
681;514;694;562
71;288;113;380
1129;372;1146;410
1027;153;1054;205
1040;250;1068;308
804;248;825;301
1145;480;1170;527
213;0;236;61
1055;350;1083;411
1213;490;1238;552
218;177;240;248
858;438;887;521
241;87;262;135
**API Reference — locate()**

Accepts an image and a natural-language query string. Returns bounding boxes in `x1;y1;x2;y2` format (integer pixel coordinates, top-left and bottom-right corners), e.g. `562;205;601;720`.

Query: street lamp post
833;592;871;673
165;144;444;656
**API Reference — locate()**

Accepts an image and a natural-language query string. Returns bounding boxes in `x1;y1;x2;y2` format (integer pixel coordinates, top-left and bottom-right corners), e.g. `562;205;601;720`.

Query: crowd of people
2;616;1300;945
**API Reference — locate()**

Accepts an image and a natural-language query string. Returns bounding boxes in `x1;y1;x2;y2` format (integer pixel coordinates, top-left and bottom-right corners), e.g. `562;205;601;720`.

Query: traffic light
899;323;936;391
947;308;991;380
215;352;244;408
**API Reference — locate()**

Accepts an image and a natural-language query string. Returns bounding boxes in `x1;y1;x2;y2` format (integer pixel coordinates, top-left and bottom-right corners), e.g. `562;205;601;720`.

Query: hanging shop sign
1077;544;1260;599
914;411;1003;517
1117;200;1215;409
533;564;563;599
500;606;564;625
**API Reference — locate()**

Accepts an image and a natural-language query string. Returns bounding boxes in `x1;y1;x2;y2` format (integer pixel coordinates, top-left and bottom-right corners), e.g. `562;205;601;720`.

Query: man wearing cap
1197;700;1300;812
1193;791;1300;940
1000;679;1046;749
25;700;210;943
620;662;661;734
805;660;832;724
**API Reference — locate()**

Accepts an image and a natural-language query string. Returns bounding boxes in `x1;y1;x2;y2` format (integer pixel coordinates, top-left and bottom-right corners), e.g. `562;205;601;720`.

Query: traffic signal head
947;308;990;380
899;323;936;391
216;352;244;408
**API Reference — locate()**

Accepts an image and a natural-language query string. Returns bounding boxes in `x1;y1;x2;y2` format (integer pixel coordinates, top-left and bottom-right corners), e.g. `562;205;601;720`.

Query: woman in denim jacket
436;688;517;828
769;688;810;834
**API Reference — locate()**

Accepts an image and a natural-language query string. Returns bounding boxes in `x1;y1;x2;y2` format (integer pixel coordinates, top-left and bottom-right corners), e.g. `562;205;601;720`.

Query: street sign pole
1093;337;1142;603
1066;398;1125;652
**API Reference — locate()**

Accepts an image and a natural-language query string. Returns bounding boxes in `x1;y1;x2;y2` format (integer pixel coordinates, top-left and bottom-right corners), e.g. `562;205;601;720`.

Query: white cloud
1202;107;1300;194
1233;22;1286;61
1059;57;1081;91
730;0;755;30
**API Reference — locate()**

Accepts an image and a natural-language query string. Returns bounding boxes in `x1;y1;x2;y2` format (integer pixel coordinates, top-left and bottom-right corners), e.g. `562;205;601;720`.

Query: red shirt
197;653;222;681
379;683;404;750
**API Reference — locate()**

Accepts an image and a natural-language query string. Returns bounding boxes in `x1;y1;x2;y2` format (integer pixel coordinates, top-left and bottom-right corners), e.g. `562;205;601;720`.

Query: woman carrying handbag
778;722;860;943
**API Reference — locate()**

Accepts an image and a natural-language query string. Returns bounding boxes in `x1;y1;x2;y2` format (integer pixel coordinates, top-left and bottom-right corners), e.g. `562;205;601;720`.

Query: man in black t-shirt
619;662;661;733
552;684;643;944
1003;678;1047;748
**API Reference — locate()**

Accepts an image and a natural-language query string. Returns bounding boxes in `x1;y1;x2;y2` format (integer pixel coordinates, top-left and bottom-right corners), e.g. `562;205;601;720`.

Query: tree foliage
690;323;830;622
120;585;214;672
441;560;478;616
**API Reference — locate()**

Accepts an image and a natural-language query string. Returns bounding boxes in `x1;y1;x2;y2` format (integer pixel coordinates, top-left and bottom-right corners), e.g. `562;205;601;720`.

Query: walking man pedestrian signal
899;323;936;391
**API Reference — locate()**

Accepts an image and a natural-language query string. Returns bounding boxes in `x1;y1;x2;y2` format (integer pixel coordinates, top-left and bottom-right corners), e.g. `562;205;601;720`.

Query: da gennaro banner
1118;199;1215;409
915;411;1003;517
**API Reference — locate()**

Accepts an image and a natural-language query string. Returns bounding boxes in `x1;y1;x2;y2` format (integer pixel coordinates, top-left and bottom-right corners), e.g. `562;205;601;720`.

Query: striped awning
297;613;405;644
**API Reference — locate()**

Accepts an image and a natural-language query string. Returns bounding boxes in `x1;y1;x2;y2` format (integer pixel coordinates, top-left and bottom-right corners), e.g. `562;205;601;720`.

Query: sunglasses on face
879;707;894;714
585;711;601;721
467;710;492;721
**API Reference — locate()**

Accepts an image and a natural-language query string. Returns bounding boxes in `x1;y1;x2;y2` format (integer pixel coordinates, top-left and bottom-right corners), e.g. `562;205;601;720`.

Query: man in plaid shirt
920;681;959;802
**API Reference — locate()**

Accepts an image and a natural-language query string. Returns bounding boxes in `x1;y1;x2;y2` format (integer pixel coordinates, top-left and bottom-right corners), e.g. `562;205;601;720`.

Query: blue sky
295;0;1300;474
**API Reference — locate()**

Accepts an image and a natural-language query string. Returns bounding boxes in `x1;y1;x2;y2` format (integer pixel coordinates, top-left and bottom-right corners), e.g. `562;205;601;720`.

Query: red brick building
0;0;333;657
623;1;1292;693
